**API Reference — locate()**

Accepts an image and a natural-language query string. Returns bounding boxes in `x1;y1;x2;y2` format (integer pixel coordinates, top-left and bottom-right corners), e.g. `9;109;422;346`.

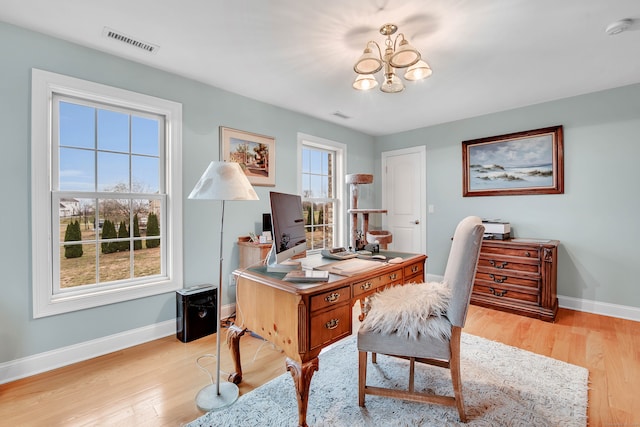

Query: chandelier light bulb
404;60;433;81
380;73;404;93
353;74;378;91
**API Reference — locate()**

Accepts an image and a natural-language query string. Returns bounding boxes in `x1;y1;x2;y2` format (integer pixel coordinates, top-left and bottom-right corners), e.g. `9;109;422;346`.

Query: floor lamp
188;161;259;411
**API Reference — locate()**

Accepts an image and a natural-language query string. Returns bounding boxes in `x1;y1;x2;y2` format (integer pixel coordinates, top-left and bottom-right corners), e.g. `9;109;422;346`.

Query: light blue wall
2;19;638;368
374;84;640;308
0;22;374;363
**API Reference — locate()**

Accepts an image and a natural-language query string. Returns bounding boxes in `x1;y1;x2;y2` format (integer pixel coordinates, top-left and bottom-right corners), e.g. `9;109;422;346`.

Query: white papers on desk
315;258;386;277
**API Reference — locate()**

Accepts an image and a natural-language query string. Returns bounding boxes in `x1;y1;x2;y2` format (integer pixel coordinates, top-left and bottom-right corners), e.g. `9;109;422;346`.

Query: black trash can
176;285;217;343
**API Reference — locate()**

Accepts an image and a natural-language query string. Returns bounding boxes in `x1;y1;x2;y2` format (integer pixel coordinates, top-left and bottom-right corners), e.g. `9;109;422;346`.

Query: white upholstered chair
357;216;485;422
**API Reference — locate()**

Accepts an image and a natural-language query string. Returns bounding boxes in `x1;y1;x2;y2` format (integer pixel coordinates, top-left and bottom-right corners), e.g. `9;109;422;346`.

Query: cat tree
345;173;392;250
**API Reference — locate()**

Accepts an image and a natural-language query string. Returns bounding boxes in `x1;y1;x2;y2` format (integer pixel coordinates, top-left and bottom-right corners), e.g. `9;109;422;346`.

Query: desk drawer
380;268;403;287
310;304;351;349
352;276;382;298
310;286;350;312
404;262;424;279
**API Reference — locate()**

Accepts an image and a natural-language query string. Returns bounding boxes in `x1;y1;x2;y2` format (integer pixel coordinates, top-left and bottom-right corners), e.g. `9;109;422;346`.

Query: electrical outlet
229;274;237;287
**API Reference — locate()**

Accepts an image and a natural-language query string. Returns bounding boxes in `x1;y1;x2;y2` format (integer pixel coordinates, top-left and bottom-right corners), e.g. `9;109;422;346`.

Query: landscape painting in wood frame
462;125;564;197
221;126;275;186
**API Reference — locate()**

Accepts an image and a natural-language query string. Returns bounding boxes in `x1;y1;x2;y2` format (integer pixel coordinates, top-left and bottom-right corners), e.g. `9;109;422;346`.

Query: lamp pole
188;161;259;412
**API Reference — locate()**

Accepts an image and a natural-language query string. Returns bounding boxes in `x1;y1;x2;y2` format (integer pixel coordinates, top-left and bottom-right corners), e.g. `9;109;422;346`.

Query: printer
482;220;511;240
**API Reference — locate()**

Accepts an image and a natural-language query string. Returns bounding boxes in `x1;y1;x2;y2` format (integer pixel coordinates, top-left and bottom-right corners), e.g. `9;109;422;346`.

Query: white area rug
187;334;588;426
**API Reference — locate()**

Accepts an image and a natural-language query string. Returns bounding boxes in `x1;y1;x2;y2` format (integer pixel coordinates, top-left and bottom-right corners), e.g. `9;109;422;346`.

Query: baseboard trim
557;295;640;322
0;303;235;385
427;273;640;322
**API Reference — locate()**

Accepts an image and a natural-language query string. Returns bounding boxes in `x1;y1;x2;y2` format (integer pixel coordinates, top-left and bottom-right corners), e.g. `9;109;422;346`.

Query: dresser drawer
473;283;539;304
352;276;382;298
481;246;540;259
310;286;350;312
310;304;351;349
475;270;540;289
477;256;540;273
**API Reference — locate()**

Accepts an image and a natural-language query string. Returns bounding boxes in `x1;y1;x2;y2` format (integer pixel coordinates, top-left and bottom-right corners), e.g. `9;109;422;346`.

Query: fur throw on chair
360;282;452;340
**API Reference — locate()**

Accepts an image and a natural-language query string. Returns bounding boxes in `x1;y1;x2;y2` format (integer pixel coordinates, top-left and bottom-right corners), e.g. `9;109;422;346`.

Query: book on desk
282;269;330;282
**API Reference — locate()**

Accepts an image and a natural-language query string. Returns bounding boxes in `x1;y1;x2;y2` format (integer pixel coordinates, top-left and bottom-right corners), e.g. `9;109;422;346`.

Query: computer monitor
266;191;307;272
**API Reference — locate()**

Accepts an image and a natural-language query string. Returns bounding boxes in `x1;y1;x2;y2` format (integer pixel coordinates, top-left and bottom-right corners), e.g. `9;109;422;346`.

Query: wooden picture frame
462;125;564;197
220;127;275;186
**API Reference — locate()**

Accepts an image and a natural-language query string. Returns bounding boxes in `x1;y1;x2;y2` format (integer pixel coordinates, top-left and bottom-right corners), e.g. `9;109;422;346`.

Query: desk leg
357;297;367;322
286;356;319;427
226;325;246;384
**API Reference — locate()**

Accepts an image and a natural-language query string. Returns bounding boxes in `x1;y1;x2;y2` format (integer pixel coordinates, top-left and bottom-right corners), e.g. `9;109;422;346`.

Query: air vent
332;111;351;119
102;27;159;54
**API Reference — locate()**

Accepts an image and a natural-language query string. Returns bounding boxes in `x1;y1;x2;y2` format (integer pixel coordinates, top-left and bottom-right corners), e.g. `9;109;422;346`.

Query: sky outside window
58;101;161;193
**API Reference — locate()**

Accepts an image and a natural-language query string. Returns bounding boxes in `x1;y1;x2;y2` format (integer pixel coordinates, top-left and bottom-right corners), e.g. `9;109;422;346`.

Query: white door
381;146;426;254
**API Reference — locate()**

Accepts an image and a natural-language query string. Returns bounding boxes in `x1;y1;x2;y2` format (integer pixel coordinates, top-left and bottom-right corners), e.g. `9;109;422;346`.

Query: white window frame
31;69;183;318
297;133;346;251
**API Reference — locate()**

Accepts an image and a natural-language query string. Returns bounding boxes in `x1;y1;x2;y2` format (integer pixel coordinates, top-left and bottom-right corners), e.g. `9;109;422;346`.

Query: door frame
381;145;427;255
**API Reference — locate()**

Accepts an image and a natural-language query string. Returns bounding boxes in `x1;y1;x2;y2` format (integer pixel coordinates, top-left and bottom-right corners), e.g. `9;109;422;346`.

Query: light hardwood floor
1;305;638;426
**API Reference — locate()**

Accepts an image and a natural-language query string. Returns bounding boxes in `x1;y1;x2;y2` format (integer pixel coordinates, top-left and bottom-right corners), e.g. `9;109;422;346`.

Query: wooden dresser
470;238;559;322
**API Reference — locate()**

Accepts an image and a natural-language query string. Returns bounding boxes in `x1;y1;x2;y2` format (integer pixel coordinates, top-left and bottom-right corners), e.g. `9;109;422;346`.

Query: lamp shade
352;74;378;90
389;38;420;68
404;59;433;81
188;161;259;201
354;45;383;74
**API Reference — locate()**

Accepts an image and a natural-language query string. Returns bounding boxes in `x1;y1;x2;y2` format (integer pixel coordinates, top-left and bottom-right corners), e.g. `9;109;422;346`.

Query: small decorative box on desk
471;238;559;322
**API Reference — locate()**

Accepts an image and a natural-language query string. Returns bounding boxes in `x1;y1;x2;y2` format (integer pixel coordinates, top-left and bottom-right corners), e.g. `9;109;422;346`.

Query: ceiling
1;0;639;136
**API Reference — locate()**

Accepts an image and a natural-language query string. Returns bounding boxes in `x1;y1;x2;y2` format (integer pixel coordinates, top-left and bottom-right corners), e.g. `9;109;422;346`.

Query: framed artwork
462;125;564;197
220;127;275;186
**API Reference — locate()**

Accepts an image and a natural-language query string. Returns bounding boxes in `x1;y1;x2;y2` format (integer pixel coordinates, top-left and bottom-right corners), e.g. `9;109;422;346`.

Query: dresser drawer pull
489;287;507;297
388;273;398;280
325;319;340;330
360;282;372;291
411;265;419;273
489;260;508;269
324;293;341;303
524;251;531;257
489;274;507;283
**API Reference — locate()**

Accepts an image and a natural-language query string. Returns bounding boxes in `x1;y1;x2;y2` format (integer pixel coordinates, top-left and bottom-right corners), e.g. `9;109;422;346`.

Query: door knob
412;220;420;224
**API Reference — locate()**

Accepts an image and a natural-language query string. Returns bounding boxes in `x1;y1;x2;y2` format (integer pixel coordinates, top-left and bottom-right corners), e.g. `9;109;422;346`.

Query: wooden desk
228;251;426;427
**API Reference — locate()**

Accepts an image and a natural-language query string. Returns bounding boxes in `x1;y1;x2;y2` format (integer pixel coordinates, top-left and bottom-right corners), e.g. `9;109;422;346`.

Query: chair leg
358;351;367;406
450;328;467;423
409;357;415;392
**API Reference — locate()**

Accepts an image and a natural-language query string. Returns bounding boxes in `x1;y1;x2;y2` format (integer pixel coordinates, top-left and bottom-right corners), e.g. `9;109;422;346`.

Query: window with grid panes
31;69;183;318
299;134;346;251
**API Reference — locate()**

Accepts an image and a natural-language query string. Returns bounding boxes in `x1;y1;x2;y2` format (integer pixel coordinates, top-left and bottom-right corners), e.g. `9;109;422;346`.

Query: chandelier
352;23;432;93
